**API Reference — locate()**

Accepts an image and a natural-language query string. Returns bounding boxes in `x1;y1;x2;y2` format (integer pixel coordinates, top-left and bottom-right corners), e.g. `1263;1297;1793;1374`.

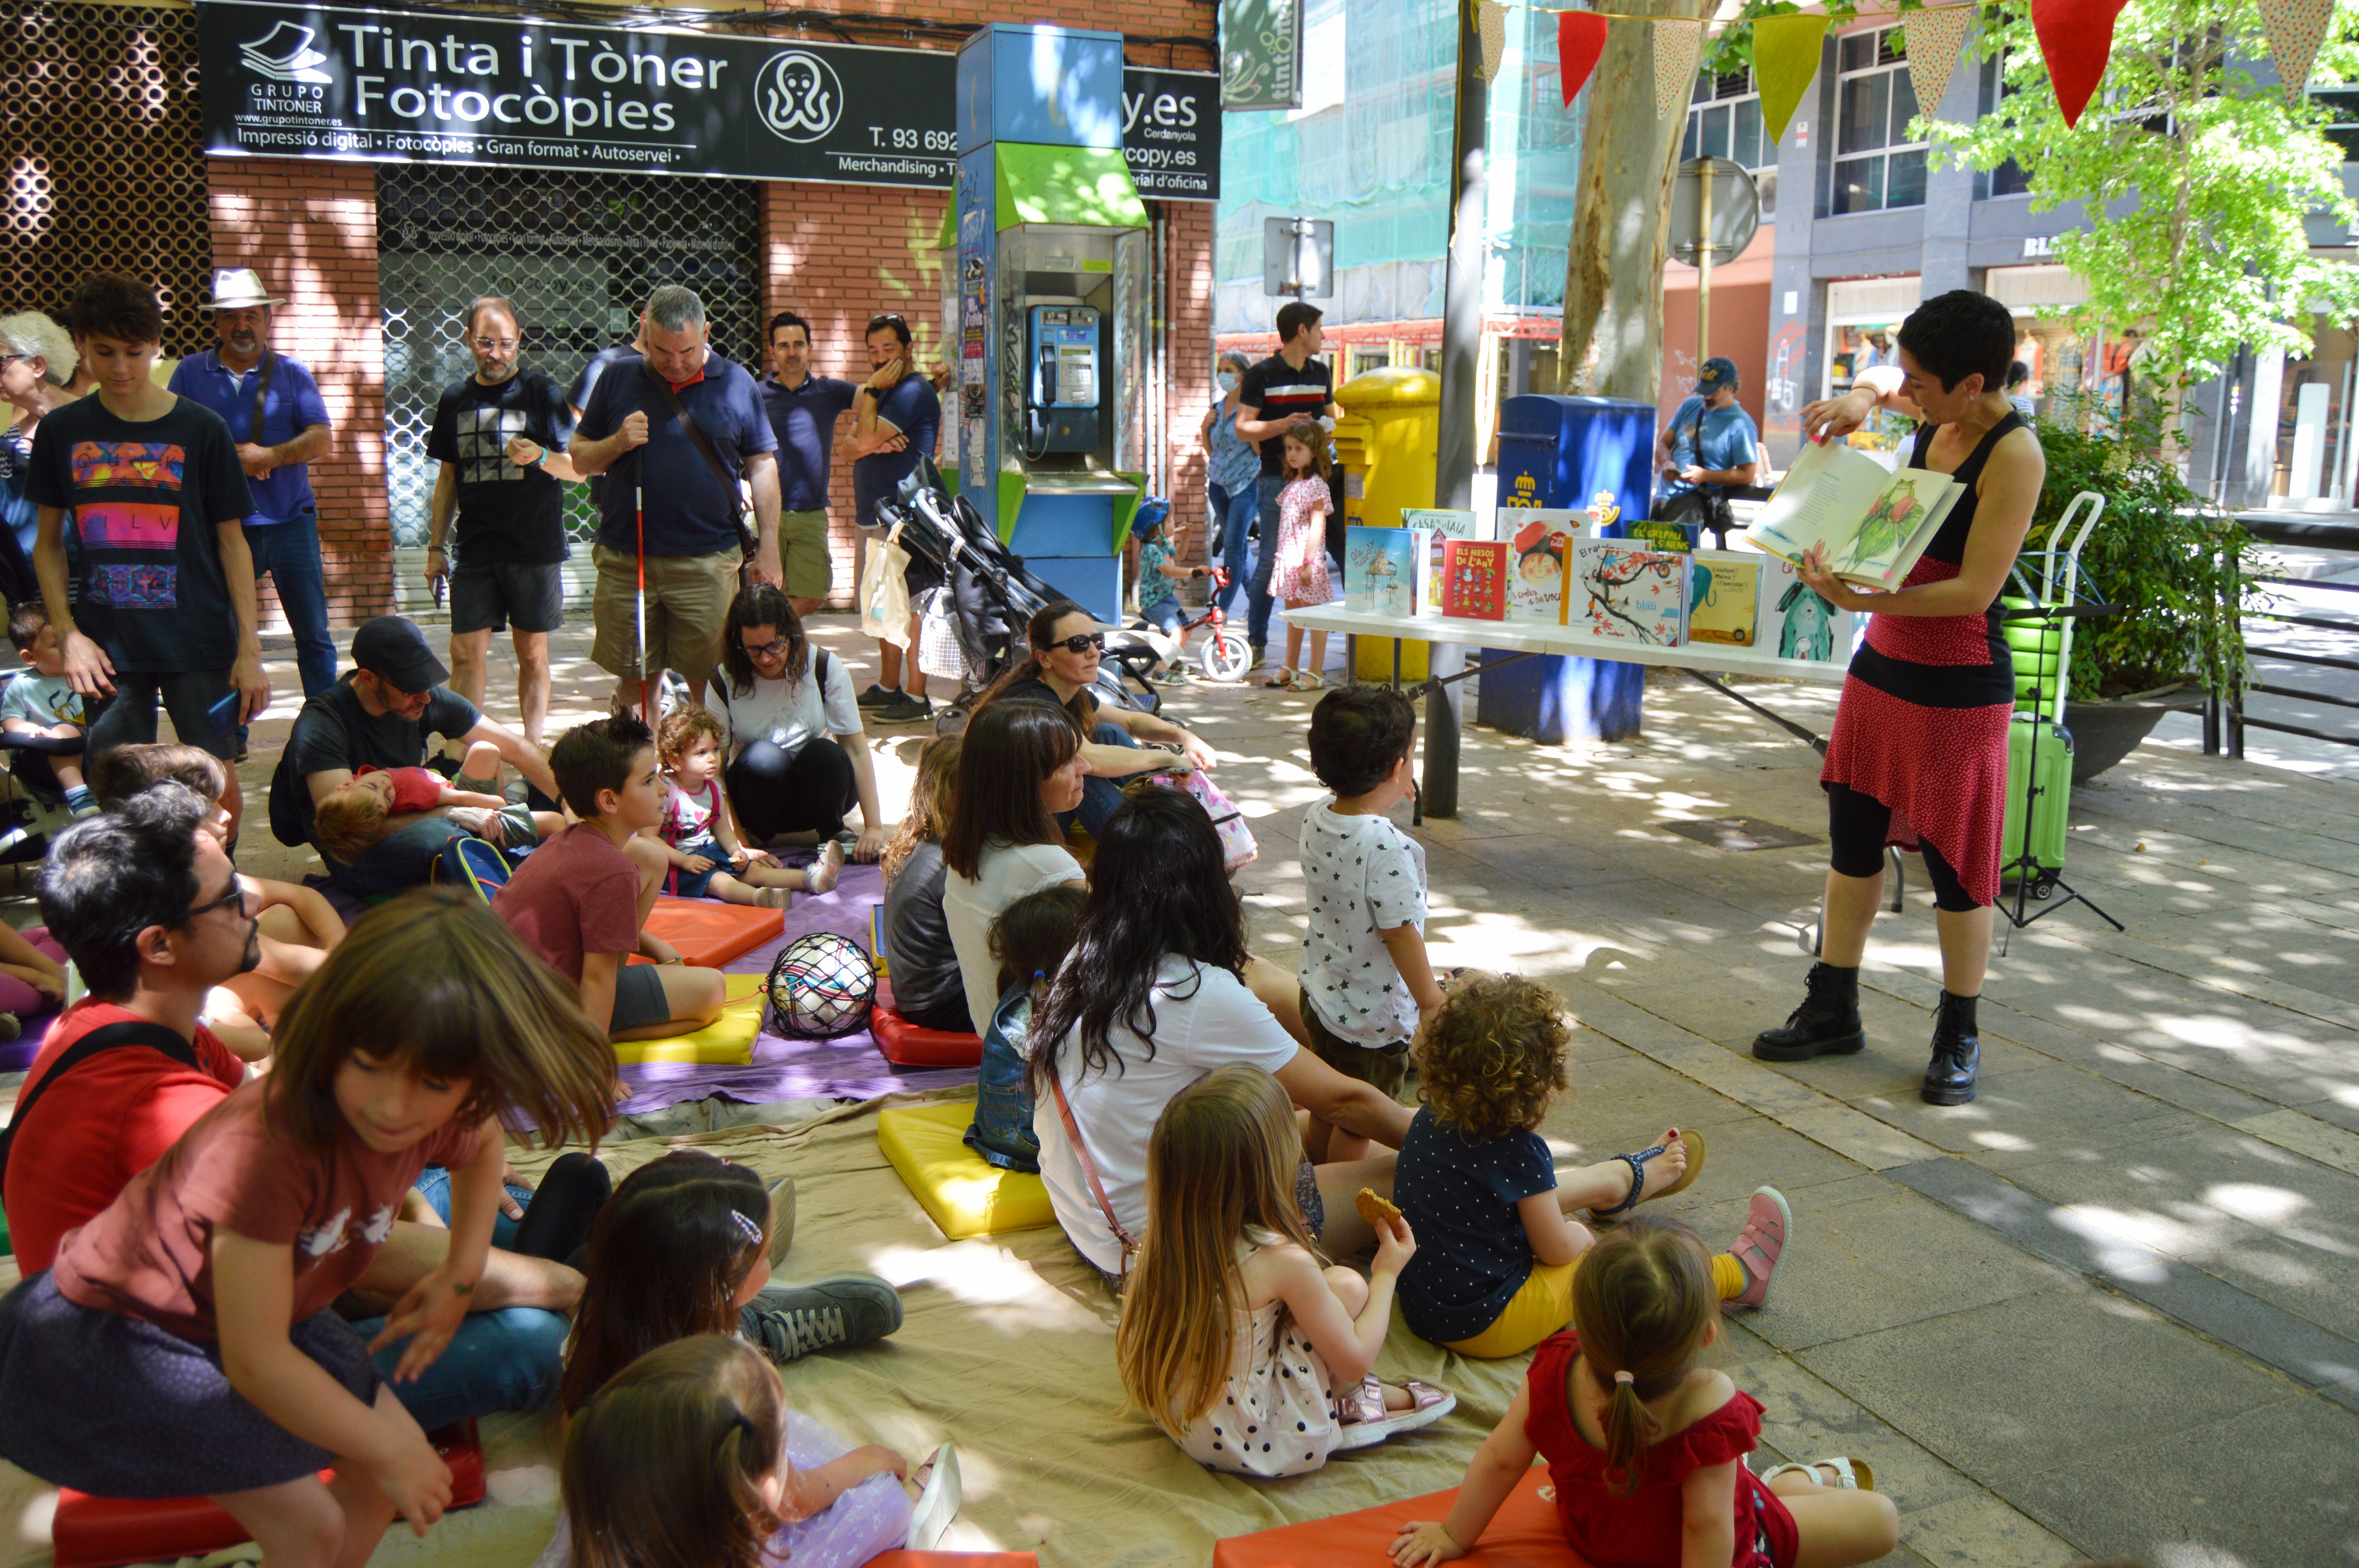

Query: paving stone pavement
10;623;2352;1567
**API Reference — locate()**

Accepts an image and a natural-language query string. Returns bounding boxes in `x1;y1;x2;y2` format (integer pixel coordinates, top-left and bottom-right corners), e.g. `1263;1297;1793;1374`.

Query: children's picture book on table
1504;513;1580;623
1438;539;1510;620
1343;526;1429;619
1401;508;1489;541
1570;539;1690;646
1686;550;1763;647
1742;438;1963;590
1756;553;1859;664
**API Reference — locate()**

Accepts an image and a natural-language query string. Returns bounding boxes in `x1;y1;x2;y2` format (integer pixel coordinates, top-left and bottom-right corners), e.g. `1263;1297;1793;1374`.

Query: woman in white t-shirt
940;701;1090;1036
709;585;885;861
1028;786;1414;1281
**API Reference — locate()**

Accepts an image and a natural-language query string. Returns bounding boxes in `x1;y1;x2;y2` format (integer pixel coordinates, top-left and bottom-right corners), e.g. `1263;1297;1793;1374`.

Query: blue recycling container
1481;395;1658;743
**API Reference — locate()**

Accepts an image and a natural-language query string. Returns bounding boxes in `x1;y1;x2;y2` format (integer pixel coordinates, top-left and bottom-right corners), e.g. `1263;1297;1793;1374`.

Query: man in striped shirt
1234;300;1342;671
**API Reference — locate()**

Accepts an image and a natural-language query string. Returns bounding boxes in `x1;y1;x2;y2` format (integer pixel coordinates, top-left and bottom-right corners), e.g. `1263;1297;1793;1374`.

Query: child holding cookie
1394;974;1790;1359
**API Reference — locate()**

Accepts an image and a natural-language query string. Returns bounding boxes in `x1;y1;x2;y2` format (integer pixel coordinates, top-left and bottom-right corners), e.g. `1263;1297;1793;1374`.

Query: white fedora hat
200;267;286;310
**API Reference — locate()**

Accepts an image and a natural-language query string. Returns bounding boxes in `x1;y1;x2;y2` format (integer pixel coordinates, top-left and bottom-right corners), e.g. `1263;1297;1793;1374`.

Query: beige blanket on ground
0;1091;1531;1568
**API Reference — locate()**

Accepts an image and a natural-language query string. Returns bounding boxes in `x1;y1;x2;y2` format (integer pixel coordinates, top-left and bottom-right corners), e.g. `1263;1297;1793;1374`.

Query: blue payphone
1026;305;1100;456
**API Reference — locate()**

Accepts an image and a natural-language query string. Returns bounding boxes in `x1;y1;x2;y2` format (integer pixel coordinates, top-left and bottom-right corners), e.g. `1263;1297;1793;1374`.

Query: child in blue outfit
1132;511;1208;685
2;604;94;815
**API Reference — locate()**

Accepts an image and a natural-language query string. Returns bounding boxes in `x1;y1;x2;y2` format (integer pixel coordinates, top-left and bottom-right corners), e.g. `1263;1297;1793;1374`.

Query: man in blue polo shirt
758;310;857;619
1651;356;1760;548
569;284;781;713
166;268;336;739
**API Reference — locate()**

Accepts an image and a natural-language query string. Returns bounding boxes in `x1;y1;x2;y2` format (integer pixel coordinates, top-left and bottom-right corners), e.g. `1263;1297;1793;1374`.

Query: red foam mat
1212;1468;1585;1568
625;895;785;969
871;1003;983;1068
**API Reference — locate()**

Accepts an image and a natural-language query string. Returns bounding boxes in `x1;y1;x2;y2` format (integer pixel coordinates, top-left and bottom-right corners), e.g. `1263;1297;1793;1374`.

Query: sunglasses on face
182;880;247;925
1051;632;1106;655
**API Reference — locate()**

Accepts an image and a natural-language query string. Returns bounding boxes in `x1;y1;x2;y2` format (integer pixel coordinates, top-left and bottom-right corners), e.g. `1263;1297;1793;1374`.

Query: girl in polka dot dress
1114;1065;1453;1478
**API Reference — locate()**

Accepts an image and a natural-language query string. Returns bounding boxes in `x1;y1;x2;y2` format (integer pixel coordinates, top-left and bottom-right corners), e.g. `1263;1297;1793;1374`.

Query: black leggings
1826;782;1981;913
509;1151;613;1272
727;737;857;845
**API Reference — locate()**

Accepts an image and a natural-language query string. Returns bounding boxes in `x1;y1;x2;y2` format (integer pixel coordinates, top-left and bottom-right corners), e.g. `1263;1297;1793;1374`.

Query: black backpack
0;1020;202;1191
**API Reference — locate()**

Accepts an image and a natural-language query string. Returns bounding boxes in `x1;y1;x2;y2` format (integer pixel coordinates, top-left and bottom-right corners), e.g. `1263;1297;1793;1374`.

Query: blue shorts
1140;596;1187;634
665;835;727;899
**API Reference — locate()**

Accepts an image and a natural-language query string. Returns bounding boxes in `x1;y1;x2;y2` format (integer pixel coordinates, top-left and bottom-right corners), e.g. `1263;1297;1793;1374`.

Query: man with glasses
167;268;337;737
845;311;941;725
423;297;582;750
267;615;560;894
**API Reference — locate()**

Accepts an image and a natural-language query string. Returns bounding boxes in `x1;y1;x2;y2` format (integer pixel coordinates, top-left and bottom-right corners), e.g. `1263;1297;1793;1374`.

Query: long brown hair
1116;1065;1318;1433
563;1335;783;1568
559;1150;772;1417
265;889;614;1153
940;700;1081;881
1279;425;1332;487
974;599;1098;727
882;733;960;887
720;583;810;697
1568;1213;1718;1495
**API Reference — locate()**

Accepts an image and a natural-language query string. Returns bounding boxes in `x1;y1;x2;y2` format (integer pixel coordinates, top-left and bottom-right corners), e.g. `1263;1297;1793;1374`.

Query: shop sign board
1218;0;1300;110
198;2;1220;198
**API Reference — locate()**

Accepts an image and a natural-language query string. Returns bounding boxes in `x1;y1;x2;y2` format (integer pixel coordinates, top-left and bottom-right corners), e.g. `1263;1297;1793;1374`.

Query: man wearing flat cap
1652;356;1761;548
267;615;558;894
168;268;337;750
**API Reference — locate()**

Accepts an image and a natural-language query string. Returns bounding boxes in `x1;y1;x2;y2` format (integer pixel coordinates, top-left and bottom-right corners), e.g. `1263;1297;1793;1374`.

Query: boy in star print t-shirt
1296;685;1446;1165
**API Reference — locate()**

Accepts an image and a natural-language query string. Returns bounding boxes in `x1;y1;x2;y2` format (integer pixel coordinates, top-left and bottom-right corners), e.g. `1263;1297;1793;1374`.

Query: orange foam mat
1211;1468;1584;1568
625;896;785;970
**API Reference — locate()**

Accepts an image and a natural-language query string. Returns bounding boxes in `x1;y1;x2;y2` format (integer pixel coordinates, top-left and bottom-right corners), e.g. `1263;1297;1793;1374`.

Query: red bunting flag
2032;0;2129;128
1558;10;1608;106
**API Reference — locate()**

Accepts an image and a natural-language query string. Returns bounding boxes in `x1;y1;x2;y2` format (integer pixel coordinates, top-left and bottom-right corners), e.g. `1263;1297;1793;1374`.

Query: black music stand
1998;601;2124;941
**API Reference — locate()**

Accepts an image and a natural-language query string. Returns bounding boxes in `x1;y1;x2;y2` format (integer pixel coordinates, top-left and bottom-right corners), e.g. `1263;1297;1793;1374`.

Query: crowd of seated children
2;604;95;816
312;741;562;866
878;735;969;1034
1393;1216;1897;1568
655;706;841;908
1393;973;1787;1360
1116;1065;1452;1478
531;1152;924;1568
494;716;725;1044
0;894;616;1568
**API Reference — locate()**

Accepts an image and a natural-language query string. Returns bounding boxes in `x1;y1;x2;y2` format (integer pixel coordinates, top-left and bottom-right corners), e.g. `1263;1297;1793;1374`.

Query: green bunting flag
1752;13;1829;146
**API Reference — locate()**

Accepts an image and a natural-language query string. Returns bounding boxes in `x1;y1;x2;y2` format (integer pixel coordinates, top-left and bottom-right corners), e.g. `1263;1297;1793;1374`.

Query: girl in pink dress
1263;430;1336;693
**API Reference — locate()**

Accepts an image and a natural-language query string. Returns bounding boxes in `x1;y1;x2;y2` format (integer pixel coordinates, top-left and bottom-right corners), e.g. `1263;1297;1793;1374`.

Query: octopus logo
756;51;843;144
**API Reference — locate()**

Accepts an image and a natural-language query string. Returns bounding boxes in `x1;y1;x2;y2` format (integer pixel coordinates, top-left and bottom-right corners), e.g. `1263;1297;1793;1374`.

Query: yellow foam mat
611;972;767;1066
877;1099;1055;1241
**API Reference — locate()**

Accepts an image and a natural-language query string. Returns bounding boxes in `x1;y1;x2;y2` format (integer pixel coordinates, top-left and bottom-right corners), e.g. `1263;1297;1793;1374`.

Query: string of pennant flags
1465;0;2332;134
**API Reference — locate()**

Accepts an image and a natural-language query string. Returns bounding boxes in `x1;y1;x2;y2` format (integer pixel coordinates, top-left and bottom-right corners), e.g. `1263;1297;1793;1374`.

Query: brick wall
1161;200;1216;568
205;156;393;629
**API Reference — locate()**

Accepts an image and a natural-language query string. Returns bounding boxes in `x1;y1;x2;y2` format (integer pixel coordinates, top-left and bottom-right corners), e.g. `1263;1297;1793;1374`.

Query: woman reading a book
1750;289;2045;1110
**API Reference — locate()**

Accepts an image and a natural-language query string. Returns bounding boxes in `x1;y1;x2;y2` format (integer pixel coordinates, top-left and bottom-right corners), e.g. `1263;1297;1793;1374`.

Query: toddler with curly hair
1392;973;1792;1359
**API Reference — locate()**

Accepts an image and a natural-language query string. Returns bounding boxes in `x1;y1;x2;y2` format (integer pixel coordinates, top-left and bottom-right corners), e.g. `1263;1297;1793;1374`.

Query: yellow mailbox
1331;367;1440;681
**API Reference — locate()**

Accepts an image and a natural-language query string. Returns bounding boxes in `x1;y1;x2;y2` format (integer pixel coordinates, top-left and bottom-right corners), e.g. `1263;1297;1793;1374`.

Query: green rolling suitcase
2000;715;2073;896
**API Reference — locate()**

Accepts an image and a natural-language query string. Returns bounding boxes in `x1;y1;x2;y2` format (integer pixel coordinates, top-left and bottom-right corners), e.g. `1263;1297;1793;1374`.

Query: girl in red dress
1390;1216;1897;1568
1753;291;2046;1107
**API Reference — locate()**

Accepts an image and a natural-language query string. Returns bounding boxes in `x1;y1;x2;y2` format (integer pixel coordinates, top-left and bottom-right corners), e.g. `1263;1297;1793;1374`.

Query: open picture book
1741;439;1963;590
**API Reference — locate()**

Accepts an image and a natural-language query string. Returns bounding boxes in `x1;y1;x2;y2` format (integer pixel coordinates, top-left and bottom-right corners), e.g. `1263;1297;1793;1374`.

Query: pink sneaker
1728;1186;1791;1308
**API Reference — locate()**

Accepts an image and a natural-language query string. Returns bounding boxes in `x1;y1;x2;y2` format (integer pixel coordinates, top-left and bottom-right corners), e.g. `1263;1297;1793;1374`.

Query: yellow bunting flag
1752;13;1828;146
2257;0;2331;102
1654;18;1703;119
1478;0;1511;80
1904;4;1975;119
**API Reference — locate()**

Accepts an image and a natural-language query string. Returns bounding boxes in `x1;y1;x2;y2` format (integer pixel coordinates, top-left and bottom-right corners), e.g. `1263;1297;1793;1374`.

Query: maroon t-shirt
492;821;642;984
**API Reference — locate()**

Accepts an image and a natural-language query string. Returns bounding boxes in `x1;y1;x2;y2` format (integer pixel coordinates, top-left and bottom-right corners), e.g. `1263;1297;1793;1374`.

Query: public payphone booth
953;25;1150;624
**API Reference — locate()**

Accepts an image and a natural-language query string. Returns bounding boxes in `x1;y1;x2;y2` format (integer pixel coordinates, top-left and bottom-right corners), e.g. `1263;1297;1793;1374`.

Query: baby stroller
877;460;1162;719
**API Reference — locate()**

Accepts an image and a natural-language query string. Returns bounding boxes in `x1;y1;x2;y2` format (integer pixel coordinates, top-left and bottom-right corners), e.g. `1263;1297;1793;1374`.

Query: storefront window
2277;319;2357;504
1684;68;1777;217
1831;29;1926;216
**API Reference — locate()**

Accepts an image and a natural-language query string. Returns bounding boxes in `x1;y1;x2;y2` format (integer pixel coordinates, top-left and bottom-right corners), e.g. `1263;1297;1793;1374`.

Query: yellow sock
1712;1252;1746;1300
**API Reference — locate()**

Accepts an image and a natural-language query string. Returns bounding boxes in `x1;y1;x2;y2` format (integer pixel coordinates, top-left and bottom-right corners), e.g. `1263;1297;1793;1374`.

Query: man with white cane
570;285;782;715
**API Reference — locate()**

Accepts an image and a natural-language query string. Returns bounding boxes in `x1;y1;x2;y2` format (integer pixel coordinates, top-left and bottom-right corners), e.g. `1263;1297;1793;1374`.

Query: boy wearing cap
1652;356;1761;548
267;614;560;894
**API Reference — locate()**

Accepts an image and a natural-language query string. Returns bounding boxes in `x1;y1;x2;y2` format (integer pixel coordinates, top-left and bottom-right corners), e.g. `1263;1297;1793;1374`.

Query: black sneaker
856;683;899;709
876;691;933;724
740;1274;903;1362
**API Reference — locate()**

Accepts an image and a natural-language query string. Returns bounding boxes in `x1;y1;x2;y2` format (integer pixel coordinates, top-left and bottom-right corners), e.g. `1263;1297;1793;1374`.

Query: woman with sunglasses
973;601;1219;838
707;584;885;861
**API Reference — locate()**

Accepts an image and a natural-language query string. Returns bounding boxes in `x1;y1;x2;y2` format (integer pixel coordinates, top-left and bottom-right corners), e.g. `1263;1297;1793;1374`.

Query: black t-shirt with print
1235;354;1335;477
426;370;576;566
267;675;483;849
24;394;251;674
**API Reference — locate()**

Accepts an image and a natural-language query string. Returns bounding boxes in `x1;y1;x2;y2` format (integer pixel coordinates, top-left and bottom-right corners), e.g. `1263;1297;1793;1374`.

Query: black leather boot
1921;991;1981;1105
1752;963;1866;1061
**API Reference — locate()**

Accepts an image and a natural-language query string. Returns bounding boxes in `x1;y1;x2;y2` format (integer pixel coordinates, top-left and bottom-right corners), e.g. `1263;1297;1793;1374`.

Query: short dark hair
37;783;206;1000
1275;300;1323;344
87;742;229;811
941;701;1082;880
866;312;912;347
551;716;653;819
466;296;520;336
768;310;812;345
1308;684;1416;797
7;602;47;652
2006;359;2029;389
1897;290;2016;395
68;273;164;347
990;884;1087;998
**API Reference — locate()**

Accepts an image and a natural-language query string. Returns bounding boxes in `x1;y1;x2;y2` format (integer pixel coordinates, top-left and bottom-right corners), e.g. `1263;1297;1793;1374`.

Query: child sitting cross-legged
494;716;725;1044
1392;1215;1897;1568
0;892;616;1568
656;707;841;909
2;603;96;816
1115;1063;1453;1479
312;740;562;866
1395;973;1788;1360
